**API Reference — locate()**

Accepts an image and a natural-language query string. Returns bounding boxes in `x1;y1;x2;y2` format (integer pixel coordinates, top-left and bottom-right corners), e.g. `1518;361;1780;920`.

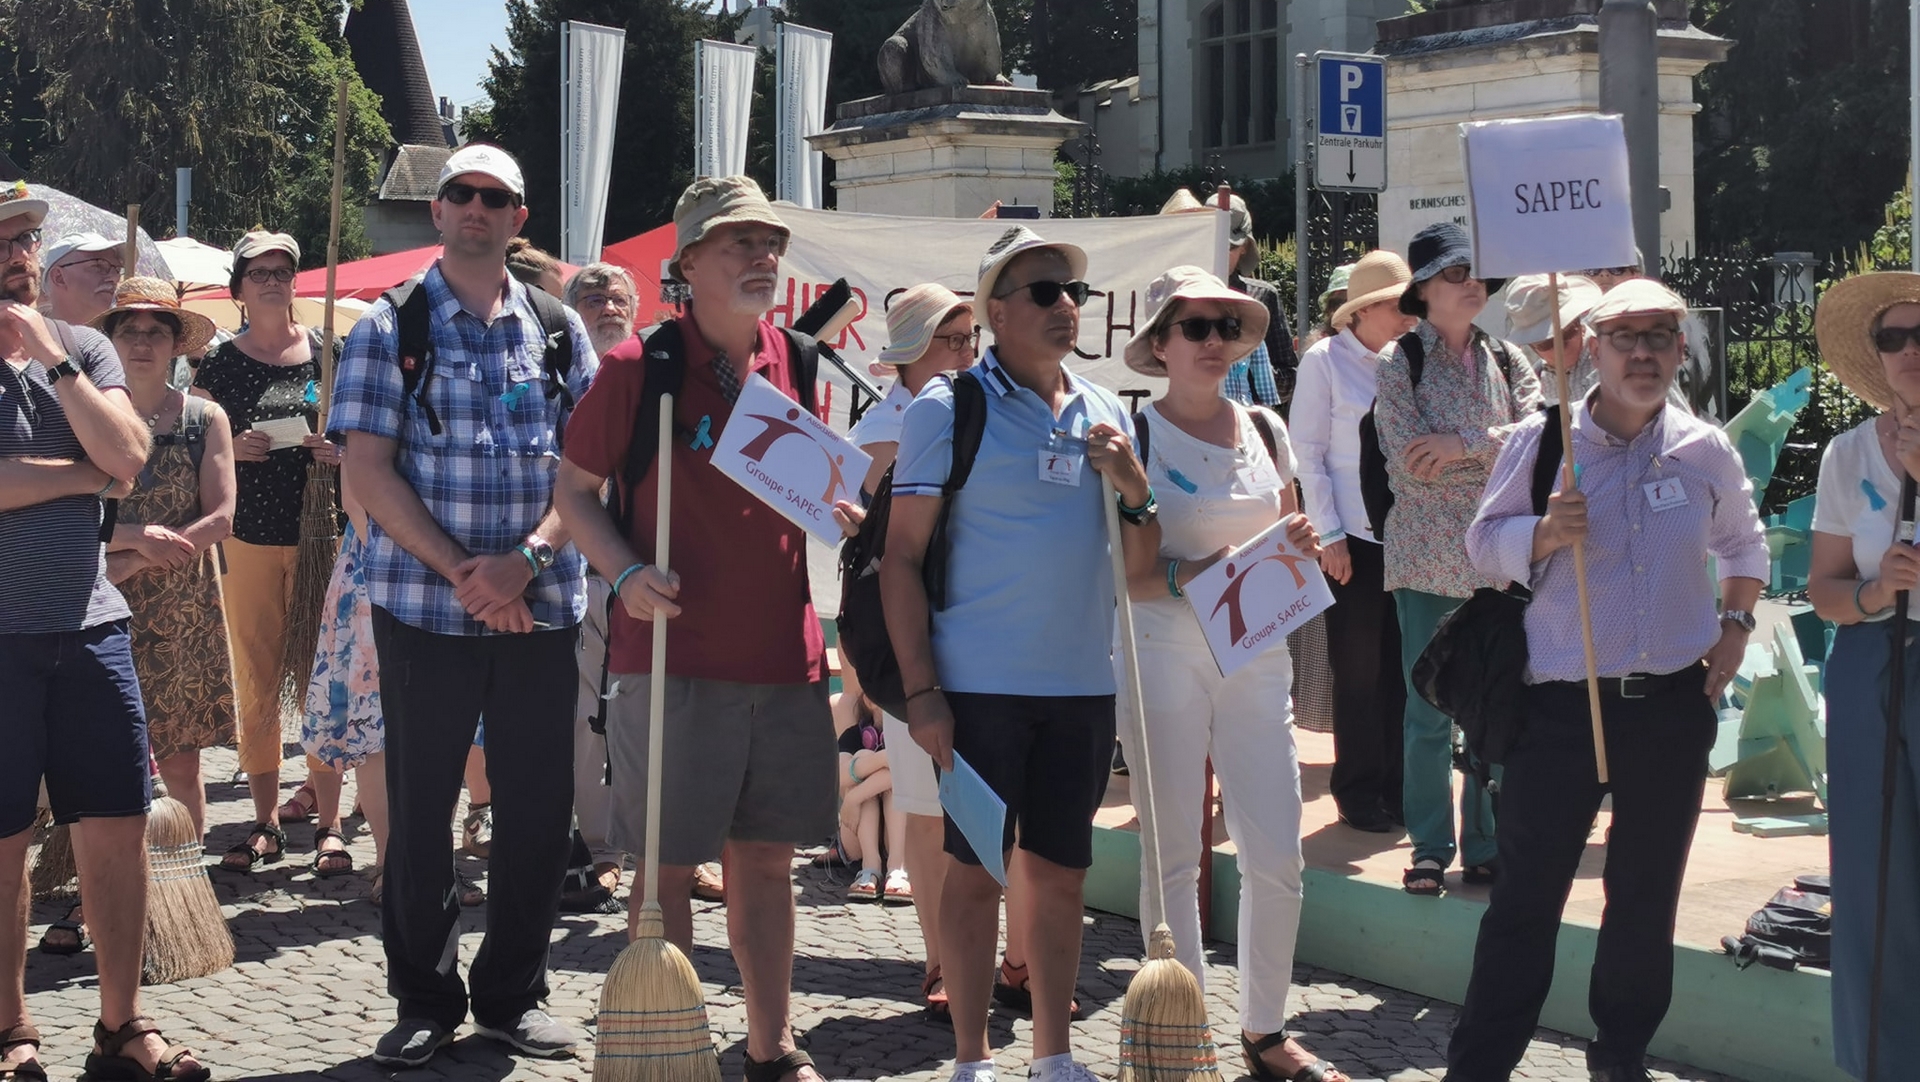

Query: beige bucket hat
879;284;973;367
1124;265;1270;377
668;175;790;283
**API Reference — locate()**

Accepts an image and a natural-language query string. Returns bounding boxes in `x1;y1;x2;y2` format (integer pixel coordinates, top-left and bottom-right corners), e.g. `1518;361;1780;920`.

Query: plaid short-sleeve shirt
328;265;598;635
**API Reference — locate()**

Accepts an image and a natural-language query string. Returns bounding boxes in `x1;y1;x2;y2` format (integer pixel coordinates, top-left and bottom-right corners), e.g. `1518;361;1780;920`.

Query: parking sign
1314;52;1386;193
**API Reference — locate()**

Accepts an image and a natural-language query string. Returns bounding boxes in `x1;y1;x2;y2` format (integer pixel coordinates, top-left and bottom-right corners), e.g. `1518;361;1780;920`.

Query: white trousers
573;574;620;866
1117;634;1304;1035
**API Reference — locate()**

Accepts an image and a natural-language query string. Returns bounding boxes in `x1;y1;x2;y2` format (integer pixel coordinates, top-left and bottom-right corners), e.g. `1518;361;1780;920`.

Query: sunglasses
1586;266;1641;278
1171;316;1244;343
996;279;1092;307
0;228;42;260
112;326;176;346
1434;265;1478;285
243;267;296;284
936;328;980;353
439;182;520;210
1873;324;1920;354
1602;327;1677;353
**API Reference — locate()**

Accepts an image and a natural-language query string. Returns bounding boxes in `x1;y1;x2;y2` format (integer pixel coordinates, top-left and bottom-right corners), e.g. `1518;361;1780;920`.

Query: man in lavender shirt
1447;279;1769;1082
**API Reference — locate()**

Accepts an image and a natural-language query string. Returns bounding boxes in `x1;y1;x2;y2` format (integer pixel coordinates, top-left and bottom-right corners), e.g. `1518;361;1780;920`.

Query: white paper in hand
938;752;1008;886
709;372;872;545
1181;517;1336;677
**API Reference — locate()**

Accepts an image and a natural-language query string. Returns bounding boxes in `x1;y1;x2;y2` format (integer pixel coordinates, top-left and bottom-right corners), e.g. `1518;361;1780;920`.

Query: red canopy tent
600;223;679;314
185;244;583;305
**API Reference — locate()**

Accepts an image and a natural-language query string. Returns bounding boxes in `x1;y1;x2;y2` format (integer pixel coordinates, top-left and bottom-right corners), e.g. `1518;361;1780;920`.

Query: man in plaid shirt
331;143;598;1068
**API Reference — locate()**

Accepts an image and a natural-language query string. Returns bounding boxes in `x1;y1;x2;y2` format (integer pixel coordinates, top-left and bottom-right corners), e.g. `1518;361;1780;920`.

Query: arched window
1200;0;1280;149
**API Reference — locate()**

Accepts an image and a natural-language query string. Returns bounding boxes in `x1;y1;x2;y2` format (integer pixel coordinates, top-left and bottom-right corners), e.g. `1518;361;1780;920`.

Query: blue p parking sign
1314;53;1386;192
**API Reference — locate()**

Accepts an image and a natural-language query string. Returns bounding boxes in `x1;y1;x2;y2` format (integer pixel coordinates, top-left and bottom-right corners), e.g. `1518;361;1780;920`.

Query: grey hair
564;262;638;308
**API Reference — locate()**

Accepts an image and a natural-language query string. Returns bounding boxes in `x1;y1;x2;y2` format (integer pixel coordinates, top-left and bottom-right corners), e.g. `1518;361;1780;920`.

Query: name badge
1236;463;1281;495
1038;448;1084;486
1643;478;1689;512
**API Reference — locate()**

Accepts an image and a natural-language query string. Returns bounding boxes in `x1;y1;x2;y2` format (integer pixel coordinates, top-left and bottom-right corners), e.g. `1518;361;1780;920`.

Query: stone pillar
1372;0;1728;259
808;86;1086;218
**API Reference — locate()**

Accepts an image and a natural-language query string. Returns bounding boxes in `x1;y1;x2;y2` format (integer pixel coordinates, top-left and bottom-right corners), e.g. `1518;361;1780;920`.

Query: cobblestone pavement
19;747;1740;1081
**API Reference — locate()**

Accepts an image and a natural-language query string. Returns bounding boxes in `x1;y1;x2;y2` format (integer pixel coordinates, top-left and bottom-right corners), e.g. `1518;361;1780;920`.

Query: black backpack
1357;331;1518;541
1410;406;1562;783
1132;401;1284;467
836;371;988;719
1721;877;1832;971
385;275;578;446
587;319;823;734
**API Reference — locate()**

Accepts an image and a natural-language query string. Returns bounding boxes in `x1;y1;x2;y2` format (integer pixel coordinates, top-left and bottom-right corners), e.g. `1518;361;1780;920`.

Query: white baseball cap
42;233;121;278
436;143;525;198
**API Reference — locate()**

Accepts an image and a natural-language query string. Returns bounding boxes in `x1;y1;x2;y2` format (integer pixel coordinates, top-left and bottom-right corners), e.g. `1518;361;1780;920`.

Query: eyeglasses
59;256;122;276
995;279;1092;307
243;267;296;284
439;182;520;210
936;328;980;353
1172;316;1244;343
1586;266;1641;279
579;292;632;310
112;326;176;347
1529;324;1584;354
1434;265;1477;285
1874;325;1920;353
0;228;42;260
1601;327;1678;353
719;231;789;258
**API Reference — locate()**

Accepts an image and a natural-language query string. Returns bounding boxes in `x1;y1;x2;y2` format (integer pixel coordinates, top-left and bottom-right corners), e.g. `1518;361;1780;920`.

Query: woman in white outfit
1117;267;1343;1082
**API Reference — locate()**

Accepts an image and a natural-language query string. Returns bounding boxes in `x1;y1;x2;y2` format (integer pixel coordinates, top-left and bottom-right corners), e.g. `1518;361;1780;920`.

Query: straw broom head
278;462;339;711
593;902;720;1082
1117;925;1218;1082
142;795;234;984
30;821;76;900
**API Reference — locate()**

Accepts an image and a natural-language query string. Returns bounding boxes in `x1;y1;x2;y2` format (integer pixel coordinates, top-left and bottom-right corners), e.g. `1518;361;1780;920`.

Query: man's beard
0;264;36;305
590;327;631;356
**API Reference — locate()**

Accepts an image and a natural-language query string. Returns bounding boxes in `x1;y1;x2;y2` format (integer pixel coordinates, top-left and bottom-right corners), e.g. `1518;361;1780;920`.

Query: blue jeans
1396;589;1496;868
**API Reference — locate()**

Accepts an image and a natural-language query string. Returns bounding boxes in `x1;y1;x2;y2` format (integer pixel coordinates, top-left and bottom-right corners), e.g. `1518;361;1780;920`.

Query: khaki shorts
604;675;837;866
880;712;941;817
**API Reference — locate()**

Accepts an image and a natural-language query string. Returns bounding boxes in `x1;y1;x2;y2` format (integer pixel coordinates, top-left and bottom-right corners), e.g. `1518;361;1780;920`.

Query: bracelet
517;545;541;578
95;477;116;497
1166;558;1184;599
849;756;861;782
613;562;647;597
905;684;943;706
1856;578;1885;618
1116;486;1154;515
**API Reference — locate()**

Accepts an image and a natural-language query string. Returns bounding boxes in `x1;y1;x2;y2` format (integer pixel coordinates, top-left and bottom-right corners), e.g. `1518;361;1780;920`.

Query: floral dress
301;522;384;770
119;397;238;760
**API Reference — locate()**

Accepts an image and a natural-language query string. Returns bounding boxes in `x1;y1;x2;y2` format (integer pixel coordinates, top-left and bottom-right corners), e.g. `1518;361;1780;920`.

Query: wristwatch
1719;609;1757;633
519;535;556;571
45;359;81;383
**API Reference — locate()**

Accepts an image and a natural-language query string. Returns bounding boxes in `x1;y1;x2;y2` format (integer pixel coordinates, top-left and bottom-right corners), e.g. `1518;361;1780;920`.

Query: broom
278;76;350;710
595;394;719;1082
142;788;234;985
1103;476;1217;1082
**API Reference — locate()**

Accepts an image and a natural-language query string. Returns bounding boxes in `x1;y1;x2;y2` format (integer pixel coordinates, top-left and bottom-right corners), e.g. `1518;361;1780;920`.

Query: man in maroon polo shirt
555;175;834;1082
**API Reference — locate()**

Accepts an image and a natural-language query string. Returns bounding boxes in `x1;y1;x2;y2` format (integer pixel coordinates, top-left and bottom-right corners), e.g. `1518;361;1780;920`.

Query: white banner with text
694;39;756;179
561;20;626;264
776;24;833;210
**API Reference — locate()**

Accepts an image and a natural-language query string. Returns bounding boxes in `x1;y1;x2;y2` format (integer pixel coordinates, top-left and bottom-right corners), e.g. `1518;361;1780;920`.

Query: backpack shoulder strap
181;395;212;472
780;327;821;416
1398;330;1425;389
1247;405;1281;463
1529;406;1564;517
943;371;988;495
609;321;689;537
383;276;440;433
1132;408;1151;465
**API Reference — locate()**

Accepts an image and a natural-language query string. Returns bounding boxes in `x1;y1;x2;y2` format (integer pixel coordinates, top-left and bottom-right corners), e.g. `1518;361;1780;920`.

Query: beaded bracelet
614;562;648;597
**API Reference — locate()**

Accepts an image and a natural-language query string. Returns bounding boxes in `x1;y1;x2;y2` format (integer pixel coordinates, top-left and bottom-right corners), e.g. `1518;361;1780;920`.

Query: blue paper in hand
938;752;1008;886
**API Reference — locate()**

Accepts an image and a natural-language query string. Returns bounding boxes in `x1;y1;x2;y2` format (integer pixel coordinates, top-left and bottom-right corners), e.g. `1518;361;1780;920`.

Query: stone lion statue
877;0;1012;94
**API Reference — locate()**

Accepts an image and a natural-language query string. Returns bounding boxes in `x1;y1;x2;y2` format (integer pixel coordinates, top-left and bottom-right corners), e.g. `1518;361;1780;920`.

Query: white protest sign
764;206;1228;395
710;373;872;545
1460;114;1637;279
1180;518;1336;677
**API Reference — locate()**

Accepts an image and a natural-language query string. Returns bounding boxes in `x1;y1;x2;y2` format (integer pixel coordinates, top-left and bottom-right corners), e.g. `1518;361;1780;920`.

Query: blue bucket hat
1399;221;1505;317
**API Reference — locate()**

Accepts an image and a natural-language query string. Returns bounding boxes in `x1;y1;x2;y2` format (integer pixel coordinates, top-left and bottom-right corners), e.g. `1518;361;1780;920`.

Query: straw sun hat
1330;251;1413;330
1124;266;1270;377
1816;272;1920;411
89;276;218;356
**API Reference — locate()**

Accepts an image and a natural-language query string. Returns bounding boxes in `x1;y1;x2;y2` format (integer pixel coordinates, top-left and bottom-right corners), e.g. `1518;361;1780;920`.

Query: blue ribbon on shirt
691;415;714;451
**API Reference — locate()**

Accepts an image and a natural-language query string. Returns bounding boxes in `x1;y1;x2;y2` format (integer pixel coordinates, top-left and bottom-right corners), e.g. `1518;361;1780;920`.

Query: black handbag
1412;407;1562;775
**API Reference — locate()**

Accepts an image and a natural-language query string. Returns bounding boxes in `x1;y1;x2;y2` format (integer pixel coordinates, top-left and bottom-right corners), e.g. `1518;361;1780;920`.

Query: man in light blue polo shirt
883;226;1159;1082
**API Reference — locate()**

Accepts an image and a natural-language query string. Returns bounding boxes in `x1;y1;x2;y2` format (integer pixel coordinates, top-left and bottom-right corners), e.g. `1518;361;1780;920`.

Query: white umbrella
156;237;234;288
181;295;371;338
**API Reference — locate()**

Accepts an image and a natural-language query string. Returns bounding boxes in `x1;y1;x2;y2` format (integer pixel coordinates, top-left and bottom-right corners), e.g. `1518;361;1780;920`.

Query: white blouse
1291;328;1379;545
1812;418;1918;622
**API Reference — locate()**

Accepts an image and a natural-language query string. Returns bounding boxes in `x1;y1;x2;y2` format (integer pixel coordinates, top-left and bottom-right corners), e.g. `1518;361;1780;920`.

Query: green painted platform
1085;824;1845;1082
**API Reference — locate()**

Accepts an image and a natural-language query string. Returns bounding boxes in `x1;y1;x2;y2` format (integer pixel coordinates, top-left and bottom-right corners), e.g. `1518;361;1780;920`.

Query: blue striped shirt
328;266;598;635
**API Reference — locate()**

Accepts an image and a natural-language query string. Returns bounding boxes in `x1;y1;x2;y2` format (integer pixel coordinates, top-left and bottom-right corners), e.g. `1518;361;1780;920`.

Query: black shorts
0;622;152;838
943;691;1115;870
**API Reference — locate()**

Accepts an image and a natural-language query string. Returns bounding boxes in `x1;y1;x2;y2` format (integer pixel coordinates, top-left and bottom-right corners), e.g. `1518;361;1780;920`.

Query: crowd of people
0;135;1910;1082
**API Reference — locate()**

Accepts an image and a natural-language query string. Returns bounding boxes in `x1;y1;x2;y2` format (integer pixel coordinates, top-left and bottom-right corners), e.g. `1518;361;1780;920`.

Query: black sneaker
1589;1066;1654;1082
372;1018;453;1067
475;1009;577;1058
1111;743;1129;776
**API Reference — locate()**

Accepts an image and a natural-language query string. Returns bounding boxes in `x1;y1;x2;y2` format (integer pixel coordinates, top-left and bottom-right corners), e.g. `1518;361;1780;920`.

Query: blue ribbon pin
1166;467;1199;494
304;380;319;406
1863;478;1888;512
690;415;714;451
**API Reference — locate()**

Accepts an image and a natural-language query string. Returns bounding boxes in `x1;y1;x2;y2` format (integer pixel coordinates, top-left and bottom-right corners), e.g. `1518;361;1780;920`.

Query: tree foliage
465;0;724;252
1028;0;1135;95
0;0;390;263
1690;0;1908;258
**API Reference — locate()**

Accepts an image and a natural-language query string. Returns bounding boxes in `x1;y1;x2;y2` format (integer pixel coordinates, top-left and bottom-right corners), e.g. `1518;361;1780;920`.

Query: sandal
922;965;950;1019
312;827;353;878
742;1048;815;1082
847;868;881;902
1241;1031;1346;1082
457;873;485;908
991;957;1080;1017
882;868;913;905
691;861;725;902
1462;862;1499;886
462;803;493;859
85;1015;210;1082
220;821;287;873
38;904;89;956
0;1023;47;1081
277;783;317;822
1403;859;1445;897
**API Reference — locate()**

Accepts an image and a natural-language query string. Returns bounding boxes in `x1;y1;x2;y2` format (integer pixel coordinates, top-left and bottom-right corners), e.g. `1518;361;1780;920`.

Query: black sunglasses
1873;324;1920;354
439;182;520;210
1172;316;1243;343
996;279;1091;308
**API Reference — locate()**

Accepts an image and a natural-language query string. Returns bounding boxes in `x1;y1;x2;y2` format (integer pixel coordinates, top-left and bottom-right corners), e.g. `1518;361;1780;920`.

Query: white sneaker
950;1060;996;1082
1032;1060;1099;1082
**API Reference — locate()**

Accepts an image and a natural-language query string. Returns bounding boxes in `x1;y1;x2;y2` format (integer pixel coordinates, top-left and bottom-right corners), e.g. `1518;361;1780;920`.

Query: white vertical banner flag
694;39;757;179
775;23;832;208
560;20;627;265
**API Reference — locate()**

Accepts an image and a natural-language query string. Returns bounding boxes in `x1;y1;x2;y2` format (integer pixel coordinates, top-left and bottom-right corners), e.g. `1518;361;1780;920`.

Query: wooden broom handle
318;77;349;419
642;393;673;908
1546;271;1608;784
1102;476;1169;929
